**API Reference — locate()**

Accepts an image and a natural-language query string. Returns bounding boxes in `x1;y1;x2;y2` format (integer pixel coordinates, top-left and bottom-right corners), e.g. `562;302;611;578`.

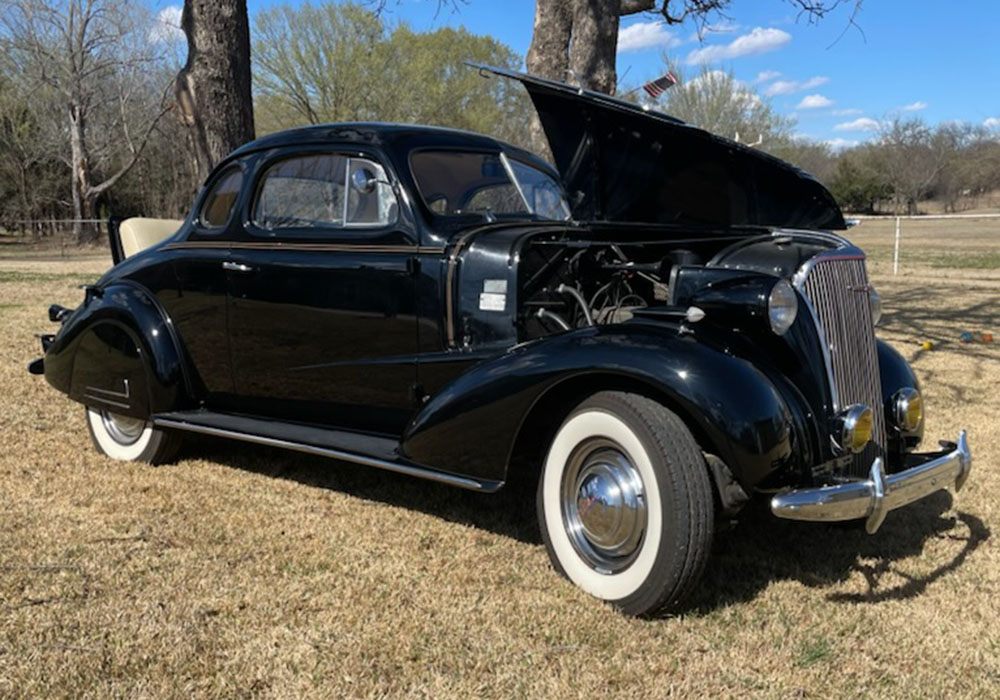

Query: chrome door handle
222;261;254;273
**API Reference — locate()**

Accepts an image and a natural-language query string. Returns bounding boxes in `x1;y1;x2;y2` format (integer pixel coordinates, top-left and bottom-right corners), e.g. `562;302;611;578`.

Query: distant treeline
1;0;997;237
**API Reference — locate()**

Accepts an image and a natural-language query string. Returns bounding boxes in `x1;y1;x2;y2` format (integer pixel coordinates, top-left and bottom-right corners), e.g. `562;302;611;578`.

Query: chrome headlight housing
767;280;798;336
869;286;883;326
839;404;874;454
893;387;923;431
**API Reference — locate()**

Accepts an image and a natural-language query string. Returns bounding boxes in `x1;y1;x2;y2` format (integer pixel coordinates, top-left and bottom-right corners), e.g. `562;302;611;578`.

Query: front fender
43;281;191;417
403;324;794;487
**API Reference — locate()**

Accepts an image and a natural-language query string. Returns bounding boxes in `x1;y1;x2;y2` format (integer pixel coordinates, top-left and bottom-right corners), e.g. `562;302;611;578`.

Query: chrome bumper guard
771;431;971;534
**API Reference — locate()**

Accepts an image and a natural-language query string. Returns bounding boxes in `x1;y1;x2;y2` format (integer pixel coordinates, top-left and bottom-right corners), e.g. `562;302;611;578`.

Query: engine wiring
531;245;662;333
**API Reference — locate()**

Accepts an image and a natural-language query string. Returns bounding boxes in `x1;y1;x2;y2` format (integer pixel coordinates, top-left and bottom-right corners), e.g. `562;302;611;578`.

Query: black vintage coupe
30;65;971;616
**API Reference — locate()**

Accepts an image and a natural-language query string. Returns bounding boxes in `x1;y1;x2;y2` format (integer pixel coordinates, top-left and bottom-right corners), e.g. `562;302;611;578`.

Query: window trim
248;151;399;237
499;152;533;213
196;164;245;232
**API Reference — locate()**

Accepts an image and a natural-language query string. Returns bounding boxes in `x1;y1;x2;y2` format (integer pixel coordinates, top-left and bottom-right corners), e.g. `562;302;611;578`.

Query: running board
152;411;502;492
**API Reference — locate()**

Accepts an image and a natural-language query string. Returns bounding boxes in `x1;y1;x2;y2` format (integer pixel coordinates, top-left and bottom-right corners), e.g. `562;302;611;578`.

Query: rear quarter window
199;167;243;229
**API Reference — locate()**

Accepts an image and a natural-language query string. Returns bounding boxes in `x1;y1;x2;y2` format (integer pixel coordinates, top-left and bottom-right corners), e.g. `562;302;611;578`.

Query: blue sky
151;0;1000;148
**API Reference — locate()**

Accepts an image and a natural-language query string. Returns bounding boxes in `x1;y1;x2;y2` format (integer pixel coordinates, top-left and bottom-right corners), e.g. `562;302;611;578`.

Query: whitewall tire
537;391;714;616
85;406;181;464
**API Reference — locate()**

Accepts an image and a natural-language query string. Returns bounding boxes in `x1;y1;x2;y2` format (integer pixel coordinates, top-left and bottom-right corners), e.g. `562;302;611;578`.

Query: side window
346;158;398;227
253;153;398;232
254;154;346;230
199;167;243;229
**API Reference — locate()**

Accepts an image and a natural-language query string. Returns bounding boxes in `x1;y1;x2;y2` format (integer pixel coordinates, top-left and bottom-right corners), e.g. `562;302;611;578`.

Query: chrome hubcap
100;410;146;445
561;439;647;574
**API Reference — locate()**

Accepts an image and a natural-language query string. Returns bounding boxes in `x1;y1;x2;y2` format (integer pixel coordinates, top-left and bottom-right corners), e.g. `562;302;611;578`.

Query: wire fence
847;213;1000;275
0;219;110;256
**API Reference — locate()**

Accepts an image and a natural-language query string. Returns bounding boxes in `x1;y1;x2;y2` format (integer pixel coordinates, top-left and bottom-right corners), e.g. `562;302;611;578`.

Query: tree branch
620;0;656;16
85;102;168;200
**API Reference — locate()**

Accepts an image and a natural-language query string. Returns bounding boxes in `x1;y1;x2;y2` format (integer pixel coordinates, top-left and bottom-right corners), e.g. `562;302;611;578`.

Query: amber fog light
840;404;874;454
893;388;923;431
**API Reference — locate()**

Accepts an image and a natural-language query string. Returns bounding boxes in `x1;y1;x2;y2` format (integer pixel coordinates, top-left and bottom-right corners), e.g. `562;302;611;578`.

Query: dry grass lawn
1;226;998;698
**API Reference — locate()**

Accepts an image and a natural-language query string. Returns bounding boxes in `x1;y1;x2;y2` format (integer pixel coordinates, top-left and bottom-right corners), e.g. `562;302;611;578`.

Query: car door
156;164;244;401
226;149;418;435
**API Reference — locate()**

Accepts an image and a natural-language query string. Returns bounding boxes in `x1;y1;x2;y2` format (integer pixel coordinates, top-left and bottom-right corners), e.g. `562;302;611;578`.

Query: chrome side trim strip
152;418;501;492
770;430;971;534
83;393;131;410
162;241;446;255
85;379;130;399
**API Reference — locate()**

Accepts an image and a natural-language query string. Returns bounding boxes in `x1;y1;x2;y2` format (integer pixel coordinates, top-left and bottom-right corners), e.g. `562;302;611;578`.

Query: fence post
892;216;901;275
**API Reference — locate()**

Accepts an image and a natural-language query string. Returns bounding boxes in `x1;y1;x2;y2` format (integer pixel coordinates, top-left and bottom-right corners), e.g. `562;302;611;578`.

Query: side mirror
351;167;378;195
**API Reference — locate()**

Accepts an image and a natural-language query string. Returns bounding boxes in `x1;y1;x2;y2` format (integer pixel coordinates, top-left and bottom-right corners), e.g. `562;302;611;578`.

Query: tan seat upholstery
119;218;184;258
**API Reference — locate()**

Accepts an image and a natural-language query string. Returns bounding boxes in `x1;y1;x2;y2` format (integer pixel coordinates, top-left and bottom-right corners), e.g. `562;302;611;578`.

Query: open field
1;226;998;698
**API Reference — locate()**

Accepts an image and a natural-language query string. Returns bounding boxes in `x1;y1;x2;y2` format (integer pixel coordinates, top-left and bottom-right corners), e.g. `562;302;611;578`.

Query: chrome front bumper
771;431;971;534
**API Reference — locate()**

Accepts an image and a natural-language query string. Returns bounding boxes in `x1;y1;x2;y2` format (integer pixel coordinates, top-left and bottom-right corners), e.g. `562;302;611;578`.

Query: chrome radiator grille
798;252;886;476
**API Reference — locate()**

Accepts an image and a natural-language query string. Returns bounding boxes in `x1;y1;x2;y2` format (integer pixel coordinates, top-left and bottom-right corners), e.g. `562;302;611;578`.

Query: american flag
642;71;679;99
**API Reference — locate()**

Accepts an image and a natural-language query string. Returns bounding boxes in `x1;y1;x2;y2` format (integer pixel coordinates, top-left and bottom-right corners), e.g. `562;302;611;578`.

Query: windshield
410;151;570;221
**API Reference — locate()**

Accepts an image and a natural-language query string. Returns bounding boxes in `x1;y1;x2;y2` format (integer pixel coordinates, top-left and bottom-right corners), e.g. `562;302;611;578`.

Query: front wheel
85;406;181;464
537;391;714;616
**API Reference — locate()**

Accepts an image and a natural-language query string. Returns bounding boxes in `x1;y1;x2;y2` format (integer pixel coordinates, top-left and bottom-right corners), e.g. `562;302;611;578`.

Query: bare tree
876;117;950;215
175;0;255;184
0;71;64;220
0;0;170;241
656;67;794;143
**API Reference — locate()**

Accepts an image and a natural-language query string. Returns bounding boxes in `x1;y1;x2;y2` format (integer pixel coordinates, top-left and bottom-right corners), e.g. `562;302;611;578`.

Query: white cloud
900;101;928;111
764;80;798;96
754;70;781;84
826;138;860;150
984;117;1000;129
691;22;742;41
618;21;683;53
833;108;862;116
764;75;828;96
685;27;791;65
800;76;829;90
796;94;834;109
834;117;881;132
705;22;741;34
149;5;183;43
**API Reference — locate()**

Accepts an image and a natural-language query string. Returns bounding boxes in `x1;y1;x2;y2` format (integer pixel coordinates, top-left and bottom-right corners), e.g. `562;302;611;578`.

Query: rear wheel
85;406;181;464
537;391;714;616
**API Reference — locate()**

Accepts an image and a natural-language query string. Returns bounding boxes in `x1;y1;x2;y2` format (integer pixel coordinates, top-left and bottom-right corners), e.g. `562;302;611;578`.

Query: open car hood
472;64;845;231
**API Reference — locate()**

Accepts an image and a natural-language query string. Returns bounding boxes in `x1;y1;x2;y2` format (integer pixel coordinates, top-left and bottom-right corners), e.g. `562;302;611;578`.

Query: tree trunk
175;0;255;185
568;0;620;94
525;0;573;158
69;103;97;244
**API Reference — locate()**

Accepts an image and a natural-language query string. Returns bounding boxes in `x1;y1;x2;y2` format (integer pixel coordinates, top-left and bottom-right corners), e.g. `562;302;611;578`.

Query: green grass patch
796;637;833;667
0;270;97;284
925;251;1000;269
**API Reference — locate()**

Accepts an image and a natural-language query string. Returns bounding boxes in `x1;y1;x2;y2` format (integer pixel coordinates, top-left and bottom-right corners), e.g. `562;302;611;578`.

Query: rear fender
402;324;794;488
43;281;191;418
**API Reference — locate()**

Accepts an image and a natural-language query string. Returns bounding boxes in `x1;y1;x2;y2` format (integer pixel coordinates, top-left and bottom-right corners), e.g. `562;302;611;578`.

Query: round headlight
840;404;874;454
893;387;923;431
869;286;883;326
768;280;798;336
